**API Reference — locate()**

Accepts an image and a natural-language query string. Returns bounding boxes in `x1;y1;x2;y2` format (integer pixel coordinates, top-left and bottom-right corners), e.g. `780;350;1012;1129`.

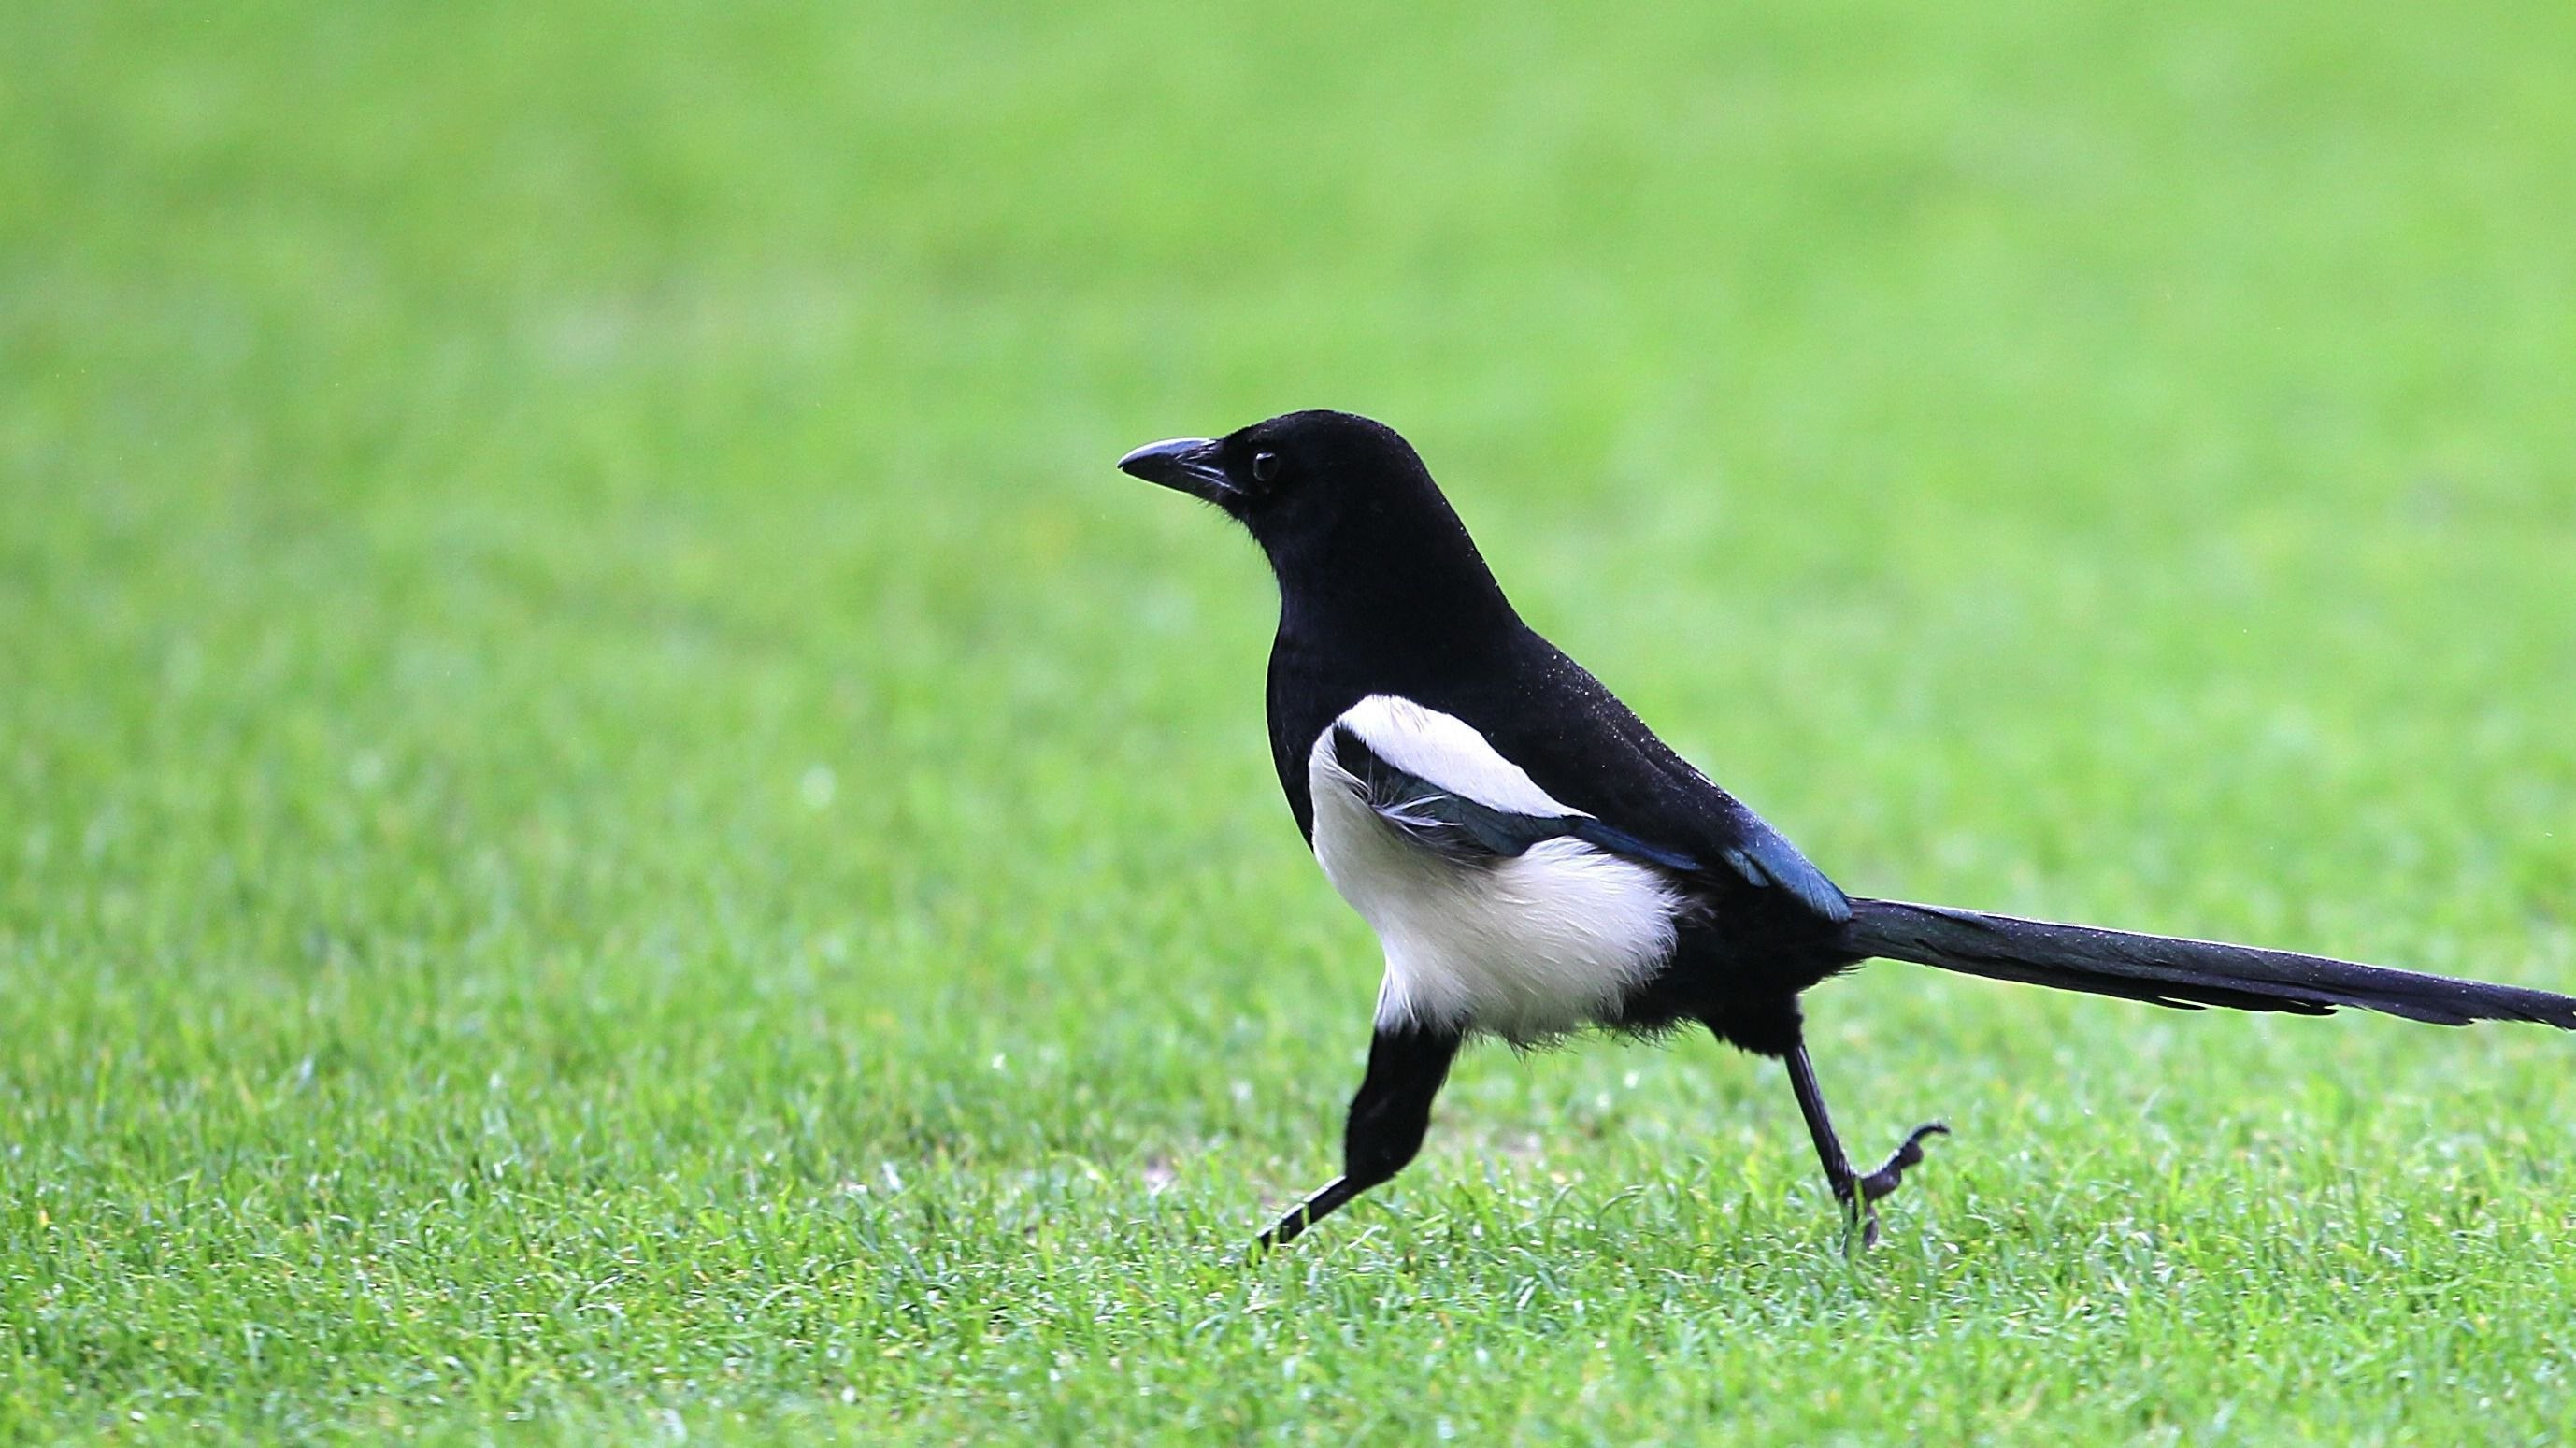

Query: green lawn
7;0;2575;1441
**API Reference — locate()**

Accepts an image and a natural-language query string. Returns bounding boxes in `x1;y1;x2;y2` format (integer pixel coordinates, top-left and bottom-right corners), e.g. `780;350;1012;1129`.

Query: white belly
1308;744;1683;1044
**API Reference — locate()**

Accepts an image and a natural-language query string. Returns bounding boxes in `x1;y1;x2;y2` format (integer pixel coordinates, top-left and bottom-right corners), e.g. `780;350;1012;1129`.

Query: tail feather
1844;898;2576;1030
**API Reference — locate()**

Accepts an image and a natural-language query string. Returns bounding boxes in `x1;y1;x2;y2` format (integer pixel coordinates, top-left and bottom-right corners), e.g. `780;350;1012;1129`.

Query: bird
1118;409;2576;1251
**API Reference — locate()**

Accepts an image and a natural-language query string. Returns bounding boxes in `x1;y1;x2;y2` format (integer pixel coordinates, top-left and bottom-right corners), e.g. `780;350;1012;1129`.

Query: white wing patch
1309;695;1688;1044
1332;694;1573;820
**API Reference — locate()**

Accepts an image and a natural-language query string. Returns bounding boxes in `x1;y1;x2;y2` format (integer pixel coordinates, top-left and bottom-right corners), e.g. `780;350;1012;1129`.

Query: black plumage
1119;409;2576;1250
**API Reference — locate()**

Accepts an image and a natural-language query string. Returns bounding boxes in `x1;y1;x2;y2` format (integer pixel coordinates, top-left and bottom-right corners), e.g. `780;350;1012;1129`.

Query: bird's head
1120;409;1516;643
1116;409;1442;554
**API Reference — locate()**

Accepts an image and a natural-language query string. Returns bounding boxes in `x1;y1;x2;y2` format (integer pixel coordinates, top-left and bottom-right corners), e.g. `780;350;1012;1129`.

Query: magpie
1119;409;2576;1250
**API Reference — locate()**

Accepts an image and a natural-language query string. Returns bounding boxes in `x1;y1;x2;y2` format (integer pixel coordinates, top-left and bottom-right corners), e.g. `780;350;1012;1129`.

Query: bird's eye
1251;450;1281;483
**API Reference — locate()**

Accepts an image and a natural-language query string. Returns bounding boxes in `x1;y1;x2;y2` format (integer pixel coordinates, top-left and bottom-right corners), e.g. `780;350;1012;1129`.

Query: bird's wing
1324;695;1699;871
1692;788;1850;922
1453;649;1853;927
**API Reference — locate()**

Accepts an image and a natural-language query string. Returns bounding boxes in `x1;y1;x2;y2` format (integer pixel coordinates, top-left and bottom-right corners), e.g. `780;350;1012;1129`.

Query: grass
5;0;2575;1440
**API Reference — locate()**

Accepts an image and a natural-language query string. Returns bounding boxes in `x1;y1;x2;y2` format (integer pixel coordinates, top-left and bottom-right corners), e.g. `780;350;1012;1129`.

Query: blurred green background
5;1;2574;1441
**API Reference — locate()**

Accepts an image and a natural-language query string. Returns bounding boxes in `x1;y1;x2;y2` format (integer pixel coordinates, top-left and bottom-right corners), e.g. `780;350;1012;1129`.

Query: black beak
1116;437;1238;505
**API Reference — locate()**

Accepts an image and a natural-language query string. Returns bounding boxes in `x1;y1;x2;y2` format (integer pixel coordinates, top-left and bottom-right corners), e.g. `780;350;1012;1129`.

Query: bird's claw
1859;1121;1950;1202
1837;1121;1949;1252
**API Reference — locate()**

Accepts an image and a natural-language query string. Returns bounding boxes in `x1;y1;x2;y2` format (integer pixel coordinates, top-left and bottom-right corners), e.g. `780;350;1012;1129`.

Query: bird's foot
1836;1121;1949;1251
1252;1207;1308;1253
1252;1176;1357;1254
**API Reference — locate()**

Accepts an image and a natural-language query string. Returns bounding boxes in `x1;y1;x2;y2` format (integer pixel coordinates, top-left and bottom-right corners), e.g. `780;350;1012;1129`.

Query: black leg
1784;1042;1947;1250
1257;1024;1462;1249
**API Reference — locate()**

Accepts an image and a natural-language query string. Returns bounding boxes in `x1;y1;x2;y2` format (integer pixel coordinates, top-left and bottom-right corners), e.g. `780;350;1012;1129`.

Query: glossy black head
1119;409;1518;650
1116;410;1437;543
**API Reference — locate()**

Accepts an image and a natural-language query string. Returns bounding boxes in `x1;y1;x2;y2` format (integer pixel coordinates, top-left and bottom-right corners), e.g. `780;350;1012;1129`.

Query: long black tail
1843;898;2576;1029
